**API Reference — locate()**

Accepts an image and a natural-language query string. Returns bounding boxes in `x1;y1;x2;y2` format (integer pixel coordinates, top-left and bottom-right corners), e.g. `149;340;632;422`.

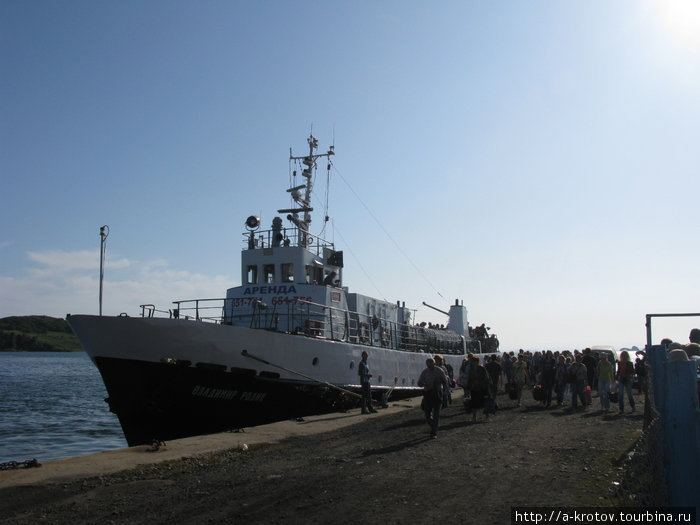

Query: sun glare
652;0;700;53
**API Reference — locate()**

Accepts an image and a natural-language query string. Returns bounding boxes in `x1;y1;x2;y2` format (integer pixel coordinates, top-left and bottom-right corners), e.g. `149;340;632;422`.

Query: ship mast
280;134;334;246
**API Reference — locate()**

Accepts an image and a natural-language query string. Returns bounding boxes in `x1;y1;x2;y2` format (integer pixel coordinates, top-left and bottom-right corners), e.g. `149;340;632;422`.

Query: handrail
171;298;227;321
242;226;334;255
138;296;470;355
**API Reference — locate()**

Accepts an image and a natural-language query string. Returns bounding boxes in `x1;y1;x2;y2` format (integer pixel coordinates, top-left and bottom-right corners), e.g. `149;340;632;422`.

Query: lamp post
99;225;109;316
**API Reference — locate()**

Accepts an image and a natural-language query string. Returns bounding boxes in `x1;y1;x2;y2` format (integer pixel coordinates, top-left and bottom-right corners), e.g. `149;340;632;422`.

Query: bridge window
281;263;294;283
263;264;275;284
306;265;323;284
246;265;258;284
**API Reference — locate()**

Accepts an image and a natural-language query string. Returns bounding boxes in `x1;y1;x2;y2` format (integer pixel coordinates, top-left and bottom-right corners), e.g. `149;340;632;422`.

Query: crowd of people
463;349;643;410
362;328;699;439
410;348;645;438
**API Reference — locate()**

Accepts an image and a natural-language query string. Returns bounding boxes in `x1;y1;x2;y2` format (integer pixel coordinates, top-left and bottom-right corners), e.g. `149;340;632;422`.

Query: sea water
0;352;127;463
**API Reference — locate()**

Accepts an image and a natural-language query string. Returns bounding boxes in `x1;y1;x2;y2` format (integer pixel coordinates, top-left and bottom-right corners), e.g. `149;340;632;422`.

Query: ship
67;134;498;446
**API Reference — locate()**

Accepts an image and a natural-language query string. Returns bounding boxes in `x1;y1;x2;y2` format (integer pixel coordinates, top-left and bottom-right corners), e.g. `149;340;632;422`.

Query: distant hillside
0;316;82;352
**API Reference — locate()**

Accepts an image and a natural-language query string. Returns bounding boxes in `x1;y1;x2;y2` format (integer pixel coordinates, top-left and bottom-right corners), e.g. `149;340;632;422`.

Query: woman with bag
434;354;451;408
458;356;471;398
554;355;569;407
596;354;615;413
616;350;636;414
466;355;493;422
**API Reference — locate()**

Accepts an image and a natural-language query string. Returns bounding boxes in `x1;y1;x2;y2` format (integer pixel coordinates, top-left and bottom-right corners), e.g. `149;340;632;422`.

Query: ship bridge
238;217;343;288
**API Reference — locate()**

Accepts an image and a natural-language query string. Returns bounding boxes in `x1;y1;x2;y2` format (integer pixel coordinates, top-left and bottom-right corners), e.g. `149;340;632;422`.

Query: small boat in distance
67;134;498;446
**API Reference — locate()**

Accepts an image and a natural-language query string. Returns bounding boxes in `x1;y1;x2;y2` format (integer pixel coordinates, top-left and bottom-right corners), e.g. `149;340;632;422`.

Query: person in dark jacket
466;356;493;423
358;351;377;414
582;348;597;391
418;358;449;438
540;350;557;408
484;355;502;397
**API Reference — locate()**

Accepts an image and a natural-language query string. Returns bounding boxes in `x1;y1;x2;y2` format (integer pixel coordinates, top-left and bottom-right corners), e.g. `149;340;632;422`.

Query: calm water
0;352;127;463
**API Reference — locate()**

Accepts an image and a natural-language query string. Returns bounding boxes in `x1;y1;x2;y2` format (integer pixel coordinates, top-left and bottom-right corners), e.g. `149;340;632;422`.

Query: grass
576;428;644;506
0;329;82;352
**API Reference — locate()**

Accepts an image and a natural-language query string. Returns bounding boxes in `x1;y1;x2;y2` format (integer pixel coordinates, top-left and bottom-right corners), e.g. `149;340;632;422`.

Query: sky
1;1;699;351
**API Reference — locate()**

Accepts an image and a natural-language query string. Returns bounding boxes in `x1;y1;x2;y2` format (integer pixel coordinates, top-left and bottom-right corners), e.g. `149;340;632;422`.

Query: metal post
99;225;109;316
645;312;700;348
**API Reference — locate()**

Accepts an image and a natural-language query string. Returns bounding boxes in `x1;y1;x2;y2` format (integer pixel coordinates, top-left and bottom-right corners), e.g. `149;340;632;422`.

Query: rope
241;350;362;399
331;165;446;302
331;223;387;302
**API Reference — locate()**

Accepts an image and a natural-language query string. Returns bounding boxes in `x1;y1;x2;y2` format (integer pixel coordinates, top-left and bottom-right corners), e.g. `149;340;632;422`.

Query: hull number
230;295;312;308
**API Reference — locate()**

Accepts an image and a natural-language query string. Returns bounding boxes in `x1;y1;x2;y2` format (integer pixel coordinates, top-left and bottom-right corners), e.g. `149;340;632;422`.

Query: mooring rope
241;349;362;399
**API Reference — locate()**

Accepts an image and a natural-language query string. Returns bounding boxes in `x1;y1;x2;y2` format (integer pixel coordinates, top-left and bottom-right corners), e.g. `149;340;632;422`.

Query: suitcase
583;385;592;405
507;382;518;400
532;384;546;401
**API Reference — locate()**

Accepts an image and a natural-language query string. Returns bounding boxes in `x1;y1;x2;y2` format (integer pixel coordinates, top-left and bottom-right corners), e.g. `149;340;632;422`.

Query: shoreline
0;389;646;524
0;397;421;490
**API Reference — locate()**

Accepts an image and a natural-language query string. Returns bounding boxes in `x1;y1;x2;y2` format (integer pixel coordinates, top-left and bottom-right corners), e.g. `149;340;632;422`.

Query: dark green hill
0;316;81;352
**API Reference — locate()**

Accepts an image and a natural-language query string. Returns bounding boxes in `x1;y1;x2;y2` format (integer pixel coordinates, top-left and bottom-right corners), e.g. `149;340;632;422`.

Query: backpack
566;366;576;383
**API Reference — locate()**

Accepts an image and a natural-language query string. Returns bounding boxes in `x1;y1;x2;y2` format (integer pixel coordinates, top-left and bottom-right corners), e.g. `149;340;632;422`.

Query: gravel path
0;389;644;524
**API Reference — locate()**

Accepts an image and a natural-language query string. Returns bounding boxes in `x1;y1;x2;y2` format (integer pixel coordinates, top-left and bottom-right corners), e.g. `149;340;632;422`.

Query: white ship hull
68;314;461;446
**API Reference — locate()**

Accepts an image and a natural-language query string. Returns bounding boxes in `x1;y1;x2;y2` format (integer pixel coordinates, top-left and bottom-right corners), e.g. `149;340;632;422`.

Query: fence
645;343;700;509
609;311;700;509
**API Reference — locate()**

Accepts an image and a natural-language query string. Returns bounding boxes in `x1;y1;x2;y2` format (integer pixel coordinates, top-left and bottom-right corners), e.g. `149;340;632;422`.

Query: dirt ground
0;388;644;525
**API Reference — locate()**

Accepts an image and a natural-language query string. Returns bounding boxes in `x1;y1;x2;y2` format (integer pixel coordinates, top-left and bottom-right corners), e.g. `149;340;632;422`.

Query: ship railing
140;304;171;318
146;297;466;354
228;298;465;355
172;298;227;322
138;298;227;322
243;227;334;256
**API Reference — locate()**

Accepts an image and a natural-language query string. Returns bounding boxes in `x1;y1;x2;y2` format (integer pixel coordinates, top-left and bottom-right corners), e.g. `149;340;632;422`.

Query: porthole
402;378;406;385
312;357;319;366
378;375;383;383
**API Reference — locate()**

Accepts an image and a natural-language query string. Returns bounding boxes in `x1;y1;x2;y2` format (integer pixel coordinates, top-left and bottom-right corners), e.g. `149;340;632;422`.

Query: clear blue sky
2;1;698;350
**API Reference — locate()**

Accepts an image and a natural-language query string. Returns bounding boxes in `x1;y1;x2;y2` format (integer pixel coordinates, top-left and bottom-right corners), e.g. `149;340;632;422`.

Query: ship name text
244;285;297;295
192;385;267;402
